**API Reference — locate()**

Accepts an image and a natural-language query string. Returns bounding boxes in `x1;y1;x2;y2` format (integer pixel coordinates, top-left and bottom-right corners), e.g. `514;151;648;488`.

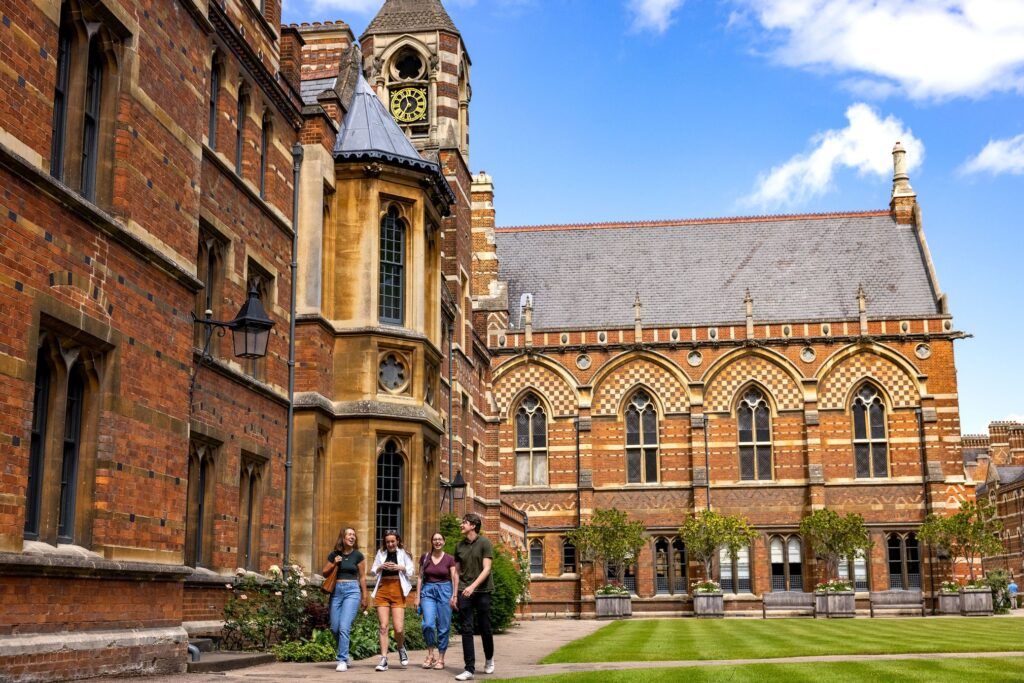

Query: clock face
389;87;428;123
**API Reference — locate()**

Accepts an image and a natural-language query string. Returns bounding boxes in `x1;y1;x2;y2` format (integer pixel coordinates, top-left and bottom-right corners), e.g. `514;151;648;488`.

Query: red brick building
1;0;301;678
0;0;975;679
968;421;1024;576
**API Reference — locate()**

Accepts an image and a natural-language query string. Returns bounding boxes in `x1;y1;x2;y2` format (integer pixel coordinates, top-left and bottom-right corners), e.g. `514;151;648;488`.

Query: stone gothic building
0;0;972;680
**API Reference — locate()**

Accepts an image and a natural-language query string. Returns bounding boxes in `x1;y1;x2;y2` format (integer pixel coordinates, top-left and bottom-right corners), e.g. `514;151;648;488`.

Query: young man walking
453;513;494;681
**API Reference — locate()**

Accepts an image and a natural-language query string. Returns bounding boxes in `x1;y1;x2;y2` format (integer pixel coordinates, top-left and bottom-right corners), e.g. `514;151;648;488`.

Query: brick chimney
890;141;917;225
279;26;305;95
1009;424;1024;465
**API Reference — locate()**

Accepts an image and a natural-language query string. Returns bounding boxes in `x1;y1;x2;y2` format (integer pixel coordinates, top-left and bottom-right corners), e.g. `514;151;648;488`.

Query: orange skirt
374;577;406;608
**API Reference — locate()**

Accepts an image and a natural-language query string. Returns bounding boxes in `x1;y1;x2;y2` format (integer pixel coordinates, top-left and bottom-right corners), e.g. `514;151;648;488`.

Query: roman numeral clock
389;87;428;124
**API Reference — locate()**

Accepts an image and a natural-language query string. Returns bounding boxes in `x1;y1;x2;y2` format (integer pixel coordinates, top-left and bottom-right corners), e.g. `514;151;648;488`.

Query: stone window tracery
514;393;547;486
625;390;658;484
887;532;921;589
737;387;772;481
852;384;888;478
769;535;803;591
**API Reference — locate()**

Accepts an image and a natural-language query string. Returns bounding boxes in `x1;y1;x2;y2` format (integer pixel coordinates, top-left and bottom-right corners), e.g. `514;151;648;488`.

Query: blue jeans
330;581;361;662
420;581;453;652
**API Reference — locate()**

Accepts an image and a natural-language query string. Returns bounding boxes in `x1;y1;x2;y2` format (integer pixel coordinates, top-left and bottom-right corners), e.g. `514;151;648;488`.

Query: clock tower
361;0;471;159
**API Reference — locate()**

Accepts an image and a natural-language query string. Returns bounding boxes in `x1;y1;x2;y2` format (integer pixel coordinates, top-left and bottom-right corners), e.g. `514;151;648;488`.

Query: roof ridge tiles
496;209;892;232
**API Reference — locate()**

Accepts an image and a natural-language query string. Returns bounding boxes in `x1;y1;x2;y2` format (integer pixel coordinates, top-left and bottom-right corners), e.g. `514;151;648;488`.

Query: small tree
919;498;1002;582
678;510;759;584
567;508;646;588
799;509;872;582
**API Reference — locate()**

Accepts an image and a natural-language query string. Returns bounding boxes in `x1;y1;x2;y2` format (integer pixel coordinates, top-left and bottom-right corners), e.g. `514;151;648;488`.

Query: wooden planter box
961;588;993;616
693;592;724;618
595;594;632;619
938;592;961;615
815;591;856;618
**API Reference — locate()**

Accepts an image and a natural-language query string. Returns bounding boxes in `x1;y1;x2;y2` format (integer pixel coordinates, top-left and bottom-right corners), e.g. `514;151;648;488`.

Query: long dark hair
335;526;358;552
380;529;404;551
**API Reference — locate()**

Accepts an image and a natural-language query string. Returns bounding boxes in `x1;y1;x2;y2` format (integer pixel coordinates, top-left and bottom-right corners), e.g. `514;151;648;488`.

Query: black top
381;549;399;577
327;549;364;581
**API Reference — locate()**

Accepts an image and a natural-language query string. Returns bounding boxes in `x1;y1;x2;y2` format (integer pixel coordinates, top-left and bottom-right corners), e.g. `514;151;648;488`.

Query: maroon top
420;552;456;583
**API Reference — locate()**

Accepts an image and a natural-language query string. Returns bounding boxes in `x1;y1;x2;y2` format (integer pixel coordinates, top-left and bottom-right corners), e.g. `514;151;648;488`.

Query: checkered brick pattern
593;360;689;416
494;362;577;417
818;353;919;409
704;356;803;413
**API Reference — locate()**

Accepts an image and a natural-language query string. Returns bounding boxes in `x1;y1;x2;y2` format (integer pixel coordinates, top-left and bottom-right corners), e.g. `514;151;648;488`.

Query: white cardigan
369;548;416;597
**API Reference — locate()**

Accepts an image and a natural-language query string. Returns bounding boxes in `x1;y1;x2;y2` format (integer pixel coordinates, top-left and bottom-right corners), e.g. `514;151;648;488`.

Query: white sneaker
335;661;348;671
484;659;495;674
455;672;474;681
375;657;389;672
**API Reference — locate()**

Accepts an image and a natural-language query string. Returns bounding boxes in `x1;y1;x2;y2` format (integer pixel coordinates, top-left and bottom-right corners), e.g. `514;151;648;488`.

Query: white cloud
745;103;923;208
628;0;685;33
962;133;1024;175
735;1;1024;100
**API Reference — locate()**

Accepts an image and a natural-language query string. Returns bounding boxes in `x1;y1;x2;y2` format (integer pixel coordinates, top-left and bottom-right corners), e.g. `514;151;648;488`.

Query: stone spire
362;0;459;38
890;141;917;225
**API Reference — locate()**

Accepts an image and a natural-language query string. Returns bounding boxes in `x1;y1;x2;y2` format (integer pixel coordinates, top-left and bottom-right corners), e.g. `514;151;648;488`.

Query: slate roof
363;0;459;37
998;466;1024;485
495;212;941;330
334;74;456;207
300;77;336;106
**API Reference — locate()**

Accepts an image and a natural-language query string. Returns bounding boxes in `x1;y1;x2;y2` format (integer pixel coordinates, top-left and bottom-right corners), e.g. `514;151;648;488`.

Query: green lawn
506;658;1024;682
541;618;1024;663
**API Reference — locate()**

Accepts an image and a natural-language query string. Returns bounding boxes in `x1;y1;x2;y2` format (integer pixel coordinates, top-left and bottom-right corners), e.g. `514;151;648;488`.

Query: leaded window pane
625;408;640;446
719;546;733;592
25;349;51;538
855;443;871;478
905;534;921;588
375;442;403;547
532;452;548;485
740;446;755;481
529;541;543;574
755;404;770;442
887;535;903;589
515;393;547;485
50;21;72;180
58;369;85;542
516;453;530;486
626;449;642;484
672;540;687;593
379;207;405;324
81;40;103;201
854;554;868;590
642;409;657;444
738;405;753;443
516;411;529;448
737;546;751;592
644;448;658;483
532;411;546;448
655;539;669;594
869;402;885;439
756;446;772;481
562;542;576;573
853;402;867;440
872;443;888;478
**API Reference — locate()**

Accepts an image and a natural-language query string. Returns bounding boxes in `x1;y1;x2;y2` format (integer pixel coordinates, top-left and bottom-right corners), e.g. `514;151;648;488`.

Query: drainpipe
447;320;455;513
575;415;581;528
703;416;711;510
283;143;303;567
916;407;937;614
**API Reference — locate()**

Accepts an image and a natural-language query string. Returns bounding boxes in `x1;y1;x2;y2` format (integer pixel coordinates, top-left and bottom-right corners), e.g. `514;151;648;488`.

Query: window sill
0;541;192;580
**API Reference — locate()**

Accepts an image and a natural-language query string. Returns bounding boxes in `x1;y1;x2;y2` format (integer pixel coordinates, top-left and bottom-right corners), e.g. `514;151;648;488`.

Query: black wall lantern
188;284;275;410
440;469;467;511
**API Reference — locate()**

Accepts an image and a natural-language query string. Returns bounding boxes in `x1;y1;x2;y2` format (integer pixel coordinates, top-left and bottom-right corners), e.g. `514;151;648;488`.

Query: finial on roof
891;142;915;198
633;293;643;340
857;285;868;334
523;296;533;347
745;289;754;340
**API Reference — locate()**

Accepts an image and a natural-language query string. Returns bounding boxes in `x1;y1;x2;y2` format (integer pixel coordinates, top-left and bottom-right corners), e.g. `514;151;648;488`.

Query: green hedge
273;608;425;662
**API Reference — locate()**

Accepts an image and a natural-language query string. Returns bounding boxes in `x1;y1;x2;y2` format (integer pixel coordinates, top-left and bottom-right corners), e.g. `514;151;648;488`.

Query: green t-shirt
455;534;494;593
327;549;364;581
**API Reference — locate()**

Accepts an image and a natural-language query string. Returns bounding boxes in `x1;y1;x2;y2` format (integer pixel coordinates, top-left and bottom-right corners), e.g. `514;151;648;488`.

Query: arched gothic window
853;385;888;478
378;206;405;325
737;387;772;481
769;536;803;591
25;347;52;539
235;84;249;174
259;111;272;198
887;533;921;589
56;366;86;543
514;393;547;486
50;6;74;180
209;52;222;147
376;440;404;547
529;539;544;575
625;390;658;484
562;539;577;574
838;551;869;591
719;545;752;593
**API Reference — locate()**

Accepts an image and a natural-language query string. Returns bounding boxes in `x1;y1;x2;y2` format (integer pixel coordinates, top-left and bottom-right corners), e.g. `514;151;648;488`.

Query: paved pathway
98;616;1024;682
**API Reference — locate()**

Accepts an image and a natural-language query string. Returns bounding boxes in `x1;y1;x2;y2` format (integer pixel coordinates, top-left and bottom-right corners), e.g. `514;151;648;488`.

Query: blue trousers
419;581;453;652
329;581;361;662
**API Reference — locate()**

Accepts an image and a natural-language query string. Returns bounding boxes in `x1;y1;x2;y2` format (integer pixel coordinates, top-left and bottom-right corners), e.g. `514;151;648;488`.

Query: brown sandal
433;659;445;670
422;655;435;669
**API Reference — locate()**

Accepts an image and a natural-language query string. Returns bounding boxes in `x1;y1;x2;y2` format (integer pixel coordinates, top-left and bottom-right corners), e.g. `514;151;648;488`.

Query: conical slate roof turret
362;0;459;37
334;73;455;209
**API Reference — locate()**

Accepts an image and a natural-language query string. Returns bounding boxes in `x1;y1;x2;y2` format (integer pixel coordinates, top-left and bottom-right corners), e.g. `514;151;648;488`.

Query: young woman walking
323;527;368;672
369;530;415;671
414;531;458;670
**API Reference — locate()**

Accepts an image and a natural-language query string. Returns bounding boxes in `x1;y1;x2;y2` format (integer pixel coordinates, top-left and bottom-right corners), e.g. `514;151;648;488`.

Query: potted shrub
920;499;1002;617
595;581;632;618
799;509;871;618
691;579;724;617
679;510;759;619
938;581;961;615
567;508;646;619
961;578;994;616
814;579;856;618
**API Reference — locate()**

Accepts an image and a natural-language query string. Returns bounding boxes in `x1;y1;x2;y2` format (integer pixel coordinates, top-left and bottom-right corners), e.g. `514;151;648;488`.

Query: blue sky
285;1;1024;434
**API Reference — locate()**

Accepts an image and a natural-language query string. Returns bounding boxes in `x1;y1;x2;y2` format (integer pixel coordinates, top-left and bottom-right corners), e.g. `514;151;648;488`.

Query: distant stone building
968;421;1024;576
